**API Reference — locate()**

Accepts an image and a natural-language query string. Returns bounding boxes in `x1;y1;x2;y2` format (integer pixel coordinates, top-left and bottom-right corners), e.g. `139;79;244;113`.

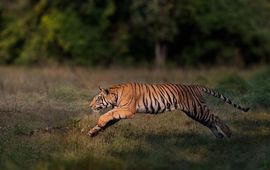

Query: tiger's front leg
88;108;135;137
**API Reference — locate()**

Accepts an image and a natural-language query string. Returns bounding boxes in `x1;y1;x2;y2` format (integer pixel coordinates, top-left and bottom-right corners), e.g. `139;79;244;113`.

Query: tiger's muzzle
91;106;103;113
89;100;102;113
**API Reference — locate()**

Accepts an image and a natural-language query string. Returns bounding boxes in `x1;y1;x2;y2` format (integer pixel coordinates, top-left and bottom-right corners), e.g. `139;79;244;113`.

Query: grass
0;66;269;170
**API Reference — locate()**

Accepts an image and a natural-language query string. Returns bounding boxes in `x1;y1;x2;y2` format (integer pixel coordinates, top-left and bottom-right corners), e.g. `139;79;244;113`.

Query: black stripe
182;86;192;112
188;86;202;105
201;107;209;125
198;103;204;118
149;85;158;113
163;84;177;108
101;96;108;106
147;86;155;113
161;85;173;105
192;101;198;119
176;85;189;112
156;100;161;113
160;85;173;107
157;86;168;112
171;84;181;108
152;85;162;113
142;95;148;112
167;84;179;109
144;87;150;113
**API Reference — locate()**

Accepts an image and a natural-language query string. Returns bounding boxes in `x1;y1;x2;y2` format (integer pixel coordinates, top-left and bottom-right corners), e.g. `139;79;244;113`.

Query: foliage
130;0;178;43
48;85;78;102
171;0;270;66
214;67;270;110
246;68;270;110
0;0;270;66
216;74;250;96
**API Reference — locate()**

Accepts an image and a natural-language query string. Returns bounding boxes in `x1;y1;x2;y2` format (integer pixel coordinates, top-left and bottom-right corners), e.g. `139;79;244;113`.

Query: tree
130;0;178;69
171;0;270;66
0;0;117;65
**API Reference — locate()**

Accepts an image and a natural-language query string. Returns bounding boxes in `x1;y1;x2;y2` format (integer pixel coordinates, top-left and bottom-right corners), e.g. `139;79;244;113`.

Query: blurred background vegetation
0;0;270;68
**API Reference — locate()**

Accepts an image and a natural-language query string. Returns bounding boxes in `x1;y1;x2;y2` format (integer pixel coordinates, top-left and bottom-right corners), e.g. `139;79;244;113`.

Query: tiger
88;83;249;138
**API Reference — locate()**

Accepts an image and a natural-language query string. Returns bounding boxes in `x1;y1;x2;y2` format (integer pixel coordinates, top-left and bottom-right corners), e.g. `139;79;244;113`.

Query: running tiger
88;83;249;138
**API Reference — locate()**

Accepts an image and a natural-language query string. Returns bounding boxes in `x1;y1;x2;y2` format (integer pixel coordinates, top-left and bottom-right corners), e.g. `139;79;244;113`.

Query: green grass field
0;66;269;170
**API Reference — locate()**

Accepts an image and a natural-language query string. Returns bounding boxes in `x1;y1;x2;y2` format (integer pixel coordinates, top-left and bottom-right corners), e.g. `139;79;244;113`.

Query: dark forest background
0;0;270;68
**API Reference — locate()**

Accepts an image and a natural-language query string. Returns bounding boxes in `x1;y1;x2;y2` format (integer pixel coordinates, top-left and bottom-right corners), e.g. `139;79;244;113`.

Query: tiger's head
90;86;118;113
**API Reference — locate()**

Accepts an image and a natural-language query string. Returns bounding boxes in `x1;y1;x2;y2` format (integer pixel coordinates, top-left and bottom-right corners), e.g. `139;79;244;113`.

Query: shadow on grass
1;116;269;170
108;119;270;170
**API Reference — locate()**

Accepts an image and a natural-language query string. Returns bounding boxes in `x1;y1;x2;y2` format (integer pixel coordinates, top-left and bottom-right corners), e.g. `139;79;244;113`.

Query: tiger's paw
88;130;98;137
88;125;102;137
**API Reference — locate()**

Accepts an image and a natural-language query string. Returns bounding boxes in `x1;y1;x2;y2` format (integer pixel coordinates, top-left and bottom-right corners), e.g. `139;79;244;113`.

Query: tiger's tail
200;86;250;112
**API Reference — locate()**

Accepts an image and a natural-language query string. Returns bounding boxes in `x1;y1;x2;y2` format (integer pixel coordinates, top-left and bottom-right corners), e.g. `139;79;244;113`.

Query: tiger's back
134;83;203;114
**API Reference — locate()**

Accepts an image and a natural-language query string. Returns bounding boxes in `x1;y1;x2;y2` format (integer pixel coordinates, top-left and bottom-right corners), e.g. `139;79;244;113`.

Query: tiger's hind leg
209;116;231;138
183;103;231;138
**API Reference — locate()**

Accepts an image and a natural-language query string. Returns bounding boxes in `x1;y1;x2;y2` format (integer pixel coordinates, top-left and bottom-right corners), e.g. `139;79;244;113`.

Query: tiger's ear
103;88;109;95
98;86;109;95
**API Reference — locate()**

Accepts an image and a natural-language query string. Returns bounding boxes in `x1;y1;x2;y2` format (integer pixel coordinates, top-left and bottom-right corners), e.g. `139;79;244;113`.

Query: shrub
216;74;249;96
246;68;270;110
48;86;78;102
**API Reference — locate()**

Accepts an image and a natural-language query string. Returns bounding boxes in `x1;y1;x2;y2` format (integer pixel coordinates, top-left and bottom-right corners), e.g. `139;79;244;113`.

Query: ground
0;66;269;170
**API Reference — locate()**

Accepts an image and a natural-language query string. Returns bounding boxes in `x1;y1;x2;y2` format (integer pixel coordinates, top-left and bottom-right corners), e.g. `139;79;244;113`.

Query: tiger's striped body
89;83;249;138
